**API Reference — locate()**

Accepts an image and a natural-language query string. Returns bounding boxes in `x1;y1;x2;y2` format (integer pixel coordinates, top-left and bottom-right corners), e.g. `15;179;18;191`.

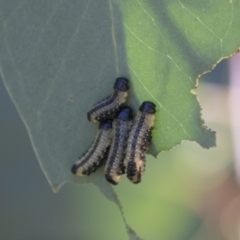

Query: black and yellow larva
71;119;113;176
104;106;133;185
124;101;156;184
87;78;129;123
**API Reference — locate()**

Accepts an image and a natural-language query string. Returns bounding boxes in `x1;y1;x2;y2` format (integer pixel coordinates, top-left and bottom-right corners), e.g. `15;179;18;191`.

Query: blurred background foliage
1;57;240;239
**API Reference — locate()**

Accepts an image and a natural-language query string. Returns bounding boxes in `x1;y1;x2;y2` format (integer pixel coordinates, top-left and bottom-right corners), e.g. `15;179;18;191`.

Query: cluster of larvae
71;78;156;185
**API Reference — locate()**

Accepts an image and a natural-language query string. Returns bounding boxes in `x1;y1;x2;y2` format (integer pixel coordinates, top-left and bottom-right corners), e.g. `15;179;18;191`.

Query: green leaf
0;0;239;239
116;0;238;152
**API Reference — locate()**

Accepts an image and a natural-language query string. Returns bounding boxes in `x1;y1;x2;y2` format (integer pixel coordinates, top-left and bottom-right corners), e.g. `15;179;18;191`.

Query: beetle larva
124;101;156;184
104;106;133;185
87;77;129;123
71;119;113;176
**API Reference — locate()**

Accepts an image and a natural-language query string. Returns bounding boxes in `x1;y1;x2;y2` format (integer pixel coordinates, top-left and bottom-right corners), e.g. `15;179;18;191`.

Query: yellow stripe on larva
124;102;156;184
71;119;113;176
104;107;133;185
87;78;129;123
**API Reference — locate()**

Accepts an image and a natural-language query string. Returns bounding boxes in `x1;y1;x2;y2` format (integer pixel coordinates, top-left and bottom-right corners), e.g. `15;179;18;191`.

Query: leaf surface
0;0;240;239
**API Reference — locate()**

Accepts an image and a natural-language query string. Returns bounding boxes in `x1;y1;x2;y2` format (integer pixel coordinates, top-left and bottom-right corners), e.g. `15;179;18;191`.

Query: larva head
99;119;113;130
115;106;133;121
139;101;156;114
71;164;78;175
114;77;129;92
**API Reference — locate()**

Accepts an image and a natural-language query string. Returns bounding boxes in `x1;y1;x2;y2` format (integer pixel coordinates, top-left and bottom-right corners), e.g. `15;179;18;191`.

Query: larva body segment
124;101;156;184
87;78;129;123
71;119;113;176
104;106;133;185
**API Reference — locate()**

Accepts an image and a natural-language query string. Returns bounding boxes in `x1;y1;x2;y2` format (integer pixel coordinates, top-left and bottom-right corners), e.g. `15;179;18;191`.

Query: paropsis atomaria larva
124;101;156;184
71;119;113;176
104;106;133;185
87;78;129;123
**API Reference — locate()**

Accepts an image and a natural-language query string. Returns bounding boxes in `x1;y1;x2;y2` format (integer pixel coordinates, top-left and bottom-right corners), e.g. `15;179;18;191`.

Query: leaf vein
129;65;191;138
